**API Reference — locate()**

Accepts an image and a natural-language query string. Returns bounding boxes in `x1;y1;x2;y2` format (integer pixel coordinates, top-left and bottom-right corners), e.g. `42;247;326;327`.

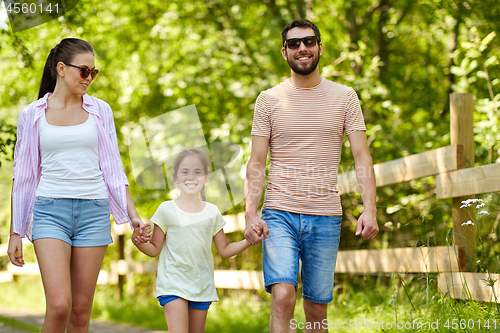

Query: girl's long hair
173;149;209;201
38;38;94;99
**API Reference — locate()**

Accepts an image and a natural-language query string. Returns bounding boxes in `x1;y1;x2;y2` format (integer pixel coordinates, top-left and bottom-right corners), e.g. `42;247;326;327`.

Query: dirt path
0;308;168;333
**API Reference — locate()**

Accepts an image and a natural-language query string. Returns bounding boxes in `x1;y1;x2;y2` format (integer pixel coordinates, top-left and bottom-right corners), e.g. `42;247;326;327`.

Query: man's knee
303;299;327;321
271;283;297;310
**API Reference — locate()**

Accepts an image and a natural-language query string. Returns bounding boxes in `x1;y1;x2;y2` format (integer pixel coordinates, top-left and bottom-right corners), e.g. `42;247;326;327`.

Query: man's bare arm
347;131;378;240
244;136;270;244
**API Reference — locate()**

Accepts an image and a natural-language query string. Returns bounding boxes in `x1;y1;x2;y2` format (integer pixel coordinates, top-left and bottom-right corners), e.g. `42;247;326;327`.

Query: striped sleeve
102;100;129;186
251;92;271;138
92;98;130;225
12;108;27;180
344;88;366;136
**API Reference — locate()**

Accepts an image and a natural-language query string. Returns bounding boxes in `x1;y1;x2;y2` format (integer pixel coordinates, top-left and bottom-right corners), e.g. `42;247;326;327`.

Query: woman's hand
131;218;144;229
7;234;25;267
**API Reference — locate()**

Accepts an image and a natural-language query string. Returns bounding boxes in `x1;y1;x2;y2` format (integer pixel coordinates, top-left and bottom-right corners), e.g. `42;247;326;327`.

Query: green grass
0;316;40;332
0;276;45;312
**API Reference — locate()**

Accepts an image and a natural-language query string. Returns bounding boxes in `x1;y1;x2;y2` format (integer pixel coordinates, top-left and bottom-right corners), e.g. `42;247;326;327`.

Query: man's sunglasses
63;62;99;80
284;36;319;49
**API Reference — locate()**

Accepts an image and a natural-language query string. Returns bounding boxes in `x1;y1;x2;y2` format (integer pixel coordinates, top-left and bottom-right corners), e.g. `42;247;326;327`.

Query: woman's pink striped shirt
12;93;132;240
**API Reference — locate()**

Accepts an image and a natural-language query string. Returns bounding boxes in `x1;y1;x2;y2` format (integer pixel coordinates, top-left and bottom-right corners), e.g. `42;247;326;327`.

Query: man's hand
244;213;269;245
7;234;24;267
354;210;378;240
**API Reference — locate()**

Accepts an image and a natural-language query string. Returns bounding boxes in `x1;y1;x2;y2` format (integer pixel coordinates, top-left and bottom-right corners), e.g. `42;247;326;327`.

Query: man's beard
287;49;320;76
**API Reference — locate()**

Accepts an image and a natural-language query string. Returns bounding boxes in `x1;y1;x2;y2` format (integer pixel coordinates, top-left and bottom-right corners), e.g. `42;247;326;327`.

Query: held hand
131;222;152;246
251;224;263;236
141;223;152;240
244;213;269;245
354;210;379;240
131;226;144;246
7;234;24;267
131;217;152;240
131;218;144;229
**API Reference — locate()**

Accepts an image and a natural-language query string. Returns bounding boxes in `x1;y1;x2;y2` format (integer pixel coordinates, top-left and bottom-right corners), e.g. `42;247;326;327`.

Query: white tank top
35;112;108;199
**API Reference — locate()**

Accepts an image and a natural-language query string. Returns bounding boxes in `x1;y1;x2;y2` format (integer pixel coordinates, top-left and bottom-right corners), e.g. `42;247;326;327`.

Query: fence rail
338;145;462;194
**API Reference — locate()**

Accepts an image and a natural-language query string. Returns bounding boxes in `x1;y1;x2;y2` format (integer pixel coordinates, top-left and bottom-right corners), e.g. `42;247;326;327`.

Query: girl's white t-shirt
151;200;226;302
35;113;108;199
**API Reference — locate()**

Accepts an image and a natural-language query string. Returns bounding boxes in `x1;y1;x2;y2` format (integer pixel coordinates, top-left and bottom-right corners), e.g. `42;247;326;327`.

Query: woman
7;38;146;333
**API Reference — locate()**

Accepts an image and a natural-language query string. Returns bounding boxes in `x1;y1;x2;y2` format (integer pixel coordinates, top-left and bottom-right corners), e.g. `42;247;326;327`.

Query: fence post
118;234;125;299
450;92;476;271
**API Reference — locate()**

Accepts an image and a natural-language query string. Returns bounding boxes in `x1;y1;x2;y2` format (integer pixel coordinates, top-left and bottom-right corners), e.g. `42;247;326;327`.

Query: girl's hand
244;213;269;245
142;223;152;239
7;234;25;267
132;223;152;246
131;226;143;246
251;224;263;237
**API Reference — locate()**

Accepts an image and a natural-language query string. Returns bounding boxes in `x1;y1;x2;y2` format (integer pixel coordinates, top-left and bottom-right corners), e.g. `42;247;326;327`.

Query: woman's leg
164;298;189;333
66;245;107;333
34;239;73;333
188;307;208;333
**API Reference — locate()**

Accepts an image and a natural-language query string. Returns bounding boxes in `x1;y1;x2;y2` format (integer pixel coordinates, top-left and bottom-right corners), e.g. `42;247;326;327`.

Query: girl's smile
174;154;209;196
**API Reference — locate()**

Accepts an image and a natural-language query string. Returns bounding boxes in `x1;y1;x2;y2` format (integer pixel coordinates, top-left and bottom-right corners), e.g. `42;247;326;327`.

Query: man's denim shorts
262;208;342;304
157;295;212;310
32;196;112;247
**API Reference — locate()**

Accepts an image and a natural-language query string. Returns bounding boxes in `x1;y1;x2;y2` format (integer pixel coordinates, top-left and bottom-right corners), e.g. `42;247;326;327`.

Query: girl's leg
67;245;108;333
164;298;189;333
34;239;73;333
188;307;208;333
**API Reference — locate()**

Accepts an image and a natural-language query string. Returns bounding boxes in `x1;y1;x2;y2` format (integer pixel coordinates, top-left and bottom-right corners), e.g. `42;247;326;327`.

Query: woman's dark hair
281;19;321;47
38;38;94;99
173;149;210;201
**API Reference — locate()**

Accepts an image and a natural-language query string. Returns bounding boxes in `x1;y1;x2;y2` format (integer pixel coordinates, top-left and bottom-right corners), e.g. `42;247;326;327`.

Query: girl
7;38;147;333
132;149;254;333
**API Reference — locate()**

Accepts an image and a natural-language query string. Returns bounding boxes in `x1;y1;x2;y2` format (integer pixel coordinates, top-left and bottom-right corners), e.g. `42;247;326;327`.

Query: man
244;19;378;333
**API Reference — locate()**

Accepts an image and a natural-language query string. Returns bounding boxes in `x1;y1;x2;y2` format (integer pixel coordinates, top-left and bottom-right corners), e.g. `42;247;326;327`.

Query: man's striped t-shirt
251;78;366;216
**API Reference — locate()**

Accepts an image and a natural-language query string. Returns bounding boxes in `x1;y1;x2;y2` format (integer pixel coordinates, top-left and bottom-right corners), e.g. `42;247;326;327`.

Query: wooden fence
1;93;499;303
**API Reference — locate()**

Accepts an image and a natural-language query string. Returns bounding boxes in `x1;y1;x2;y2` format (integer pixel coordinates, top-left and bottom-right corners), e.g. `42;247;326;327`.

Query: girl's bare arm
213;229;251;258
132;224;165;257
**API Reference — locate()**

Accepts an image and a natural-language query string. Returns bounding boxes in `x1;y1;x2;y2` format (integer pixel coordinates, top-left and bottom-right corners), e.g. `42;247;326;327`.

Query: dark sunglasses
63;62;99;80
284;36;319;49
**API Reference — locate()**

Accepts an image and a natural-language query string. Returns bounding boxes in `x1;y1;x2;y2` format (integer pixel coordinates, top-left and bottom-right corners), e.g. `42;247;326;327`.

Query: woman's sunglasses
284;36;319;50
63;62;99;80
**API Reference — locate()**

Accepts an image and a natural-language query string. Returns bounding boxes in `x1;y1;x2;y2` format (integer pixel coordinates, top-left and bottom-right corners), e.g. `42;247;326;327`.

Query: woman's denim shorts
32;196;113;247
262;208;342;304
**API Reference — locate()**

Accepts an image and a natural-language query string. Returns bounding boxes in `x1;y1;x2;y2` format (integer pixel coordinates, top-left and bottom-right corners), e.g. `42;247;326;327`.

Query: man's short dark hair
281;19;321;47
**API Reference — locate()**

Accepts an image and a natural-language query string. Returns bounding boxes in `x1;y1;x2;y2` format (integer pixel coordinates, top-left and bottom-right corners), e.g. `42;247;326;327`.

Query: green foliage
0;275;45;312
451;29;500;165
0;123;15;168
